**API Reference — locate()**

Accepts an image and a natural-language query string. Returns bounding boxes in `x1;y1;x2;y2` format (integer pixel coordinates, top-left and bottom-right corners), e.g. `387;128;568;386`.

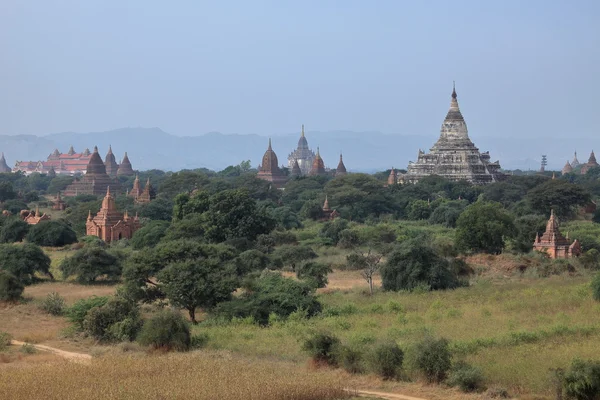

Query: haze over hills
0;127;589;173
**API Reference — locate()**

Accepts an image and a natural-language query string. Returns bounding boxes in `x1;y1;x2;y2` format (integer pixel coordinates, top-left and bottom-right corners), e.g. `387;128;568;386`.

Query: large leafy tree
0;217;29;243
455;201;516;254
0;243;52;284
130;220;170;249
158;259;238;323
60;245;122;283
526;179;591;218
26;220;78;247
381;238;460;291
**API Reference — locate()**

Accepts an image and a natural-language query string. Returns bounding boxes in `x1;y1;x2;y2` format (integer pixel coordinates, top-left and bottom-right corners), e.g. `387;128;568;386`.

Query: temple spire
301;124;305;137
268;138;272;150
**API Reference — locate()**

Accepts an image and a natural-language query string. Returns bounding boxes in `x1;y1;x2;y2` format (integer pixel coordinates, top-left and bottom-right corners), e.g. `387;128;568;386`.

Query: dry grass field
0;351;352;400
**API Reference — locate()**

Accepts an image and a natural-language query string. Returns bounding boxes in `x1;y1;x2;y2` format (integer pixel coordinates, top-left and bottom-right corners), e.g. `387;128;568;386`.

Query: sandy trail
352;389;428;400
10;340;92;364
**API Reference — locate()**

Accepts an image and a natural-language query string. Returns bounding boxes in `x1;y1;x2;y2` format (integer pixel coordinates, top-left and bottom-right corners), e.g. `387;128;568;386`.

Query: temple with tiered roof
0;153;10;173
104;146;119;178
309;148;326;176
287;125;316;176
117;152;135;176
336;154;347;177
86;187;140;243
533;210;581;259
404;84;503;184
64;147;122;196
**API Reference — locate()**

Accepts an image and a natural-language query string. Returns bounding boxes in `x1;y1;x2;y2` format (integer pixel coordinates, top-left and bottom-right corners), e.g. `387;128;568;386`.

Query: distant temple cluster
256;127;347;188
562;151;599;175
10;145;134;177
86;187;140;243
389;84;503;185
128;175;154;204
533;210;581;259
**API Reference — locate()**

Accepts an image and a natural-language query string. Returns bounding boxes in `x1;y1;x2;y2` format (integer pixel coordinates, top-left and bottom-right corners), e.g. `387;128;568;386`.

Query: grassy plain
0;351;351;400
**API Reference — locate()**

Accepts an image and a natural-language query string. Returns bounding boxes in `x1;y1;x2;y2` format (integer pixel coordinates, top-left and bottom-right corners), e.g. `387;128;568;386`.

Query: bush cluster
137;309;191;351
39;292;66;316
0;270;23;302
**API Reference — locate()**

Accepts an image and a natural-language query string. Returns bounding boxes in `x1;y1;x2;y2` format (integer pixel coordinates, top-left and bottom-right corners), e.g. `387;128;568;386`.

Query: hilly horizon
0;127;592;173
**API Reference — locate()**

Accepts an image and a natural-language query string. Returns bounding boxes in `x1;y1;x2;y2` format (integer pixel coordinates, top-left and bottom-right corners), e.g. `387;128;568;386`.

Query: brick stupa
64;146;121;196
117;152;135;177
86;187;140;243
335;153;347;176
104;145;119;178
256;139;287;188
533;210;581;259
309;147;326;176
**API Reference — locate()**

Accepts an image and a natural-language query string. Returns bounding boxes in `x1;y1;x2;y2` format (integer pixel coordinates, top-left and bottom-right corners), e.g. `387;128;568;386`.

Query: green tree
319;218;349;245
511;214;547;253
0;181;17;202
526;180;591;218
158;259;238;323
592;273;600;301
300;199;324;220
235;249;270;276
428;200;468;228
271;245;317;271
1;199;28;215
0;243;52;284
215;272;321;325
455;201;515;254
408;199;432;220
60;245;122;283
135;198;173;221
130;220;169;249
381;238;460;291
47;175;74;194
0;270;24;302
0;217;29;243
296;261;332;288
137;309;191;351
26;220;77;247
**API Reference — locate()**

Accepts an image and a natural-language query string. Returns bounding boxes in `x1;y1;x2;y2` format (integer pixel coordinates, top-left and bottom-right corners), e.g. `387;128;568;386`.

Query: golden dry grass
24;281;116;304
0;302;68;343
0;351;352;400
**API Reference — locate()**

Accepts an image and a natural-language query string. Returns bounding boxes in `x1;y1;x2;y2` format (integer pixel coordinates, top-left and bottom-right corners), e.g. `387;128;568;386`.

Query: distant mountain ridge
0;127;590;172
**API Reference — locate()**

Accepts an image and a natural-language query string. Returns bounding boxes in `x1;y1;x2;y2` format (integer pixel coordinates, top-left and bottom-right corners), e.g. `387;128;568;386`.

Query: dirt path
10;340;92;364
353;389;428;400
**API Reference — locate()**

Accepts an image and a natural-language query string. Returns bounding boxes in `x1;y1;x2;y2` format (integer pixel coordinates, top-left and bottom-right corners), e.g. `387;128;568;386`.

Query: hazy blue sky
1;1;598;139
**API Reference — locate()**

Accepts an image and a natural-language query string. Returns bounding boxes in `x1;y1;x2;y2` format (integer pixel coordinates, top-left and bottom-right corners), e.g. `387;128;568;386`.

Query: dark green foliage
412;336;452;383
592;273;600;302
0;331;12;350
22;191;39;203
60;245;121;283
159;170;211;199
172;191;210;220
300;199;325;220
83;296;141;341
164;214;205;241
0;243;52;284
579;249;600;270
371;342;404;380
319;218;349;245
0;217;29;243
0;181;17;202
0;270;24;302
271;245;317;271
136;198;173;221
268;206;302;229
296;261;332;288
158;258;238;323
137;309;191;351
428;200;468;228
235;249;270;275
526;179;591;219
408;199;432;220
1;199;28;215
447;361;485;392
215;273;322;326
302;332;340;366
337;345;364;374
66;296;109;331
381;239;460;291
26;220;77;247
130;220;169;249
47;175;74;194
62;198;101;236
562;359;600;400
455;201;515;254
338;229;360;249
511;214;547;253
39;292;66;316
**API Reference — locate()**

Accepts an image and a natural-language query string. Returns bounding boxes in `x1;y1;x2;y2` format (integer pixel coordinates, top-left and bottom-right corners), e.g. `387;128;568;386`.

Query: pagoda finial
93;145;98;153
452;81;457;99
87;210;92;221
35;206;40;217
146;177;151;186
317;146;320;156
108;144;113;154
301;124;305;137
268;138;272;150
106;186;111;196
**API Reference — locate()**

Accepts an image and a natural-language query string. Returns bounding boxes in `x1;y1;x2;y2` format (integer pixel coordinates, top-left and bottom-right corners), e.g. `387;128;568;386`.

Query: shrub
337;345;364;374
83;297;141;341
26;220;77;247
39;292;66;316
371;342;404;380
302;332;340;366
296;261;332;288
447;361;485;392
0;331;11;351
130;220;169;250
381;239;460;291
562;358;600;400
60;245;122;283
137;309;191;351
190;332;210;349
0;270;24;302
20;343;37;354
0;243;52;284
215;273;321;326
412;336;452;383
592;273;600;302
66;296;110;331
0;217;29;243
